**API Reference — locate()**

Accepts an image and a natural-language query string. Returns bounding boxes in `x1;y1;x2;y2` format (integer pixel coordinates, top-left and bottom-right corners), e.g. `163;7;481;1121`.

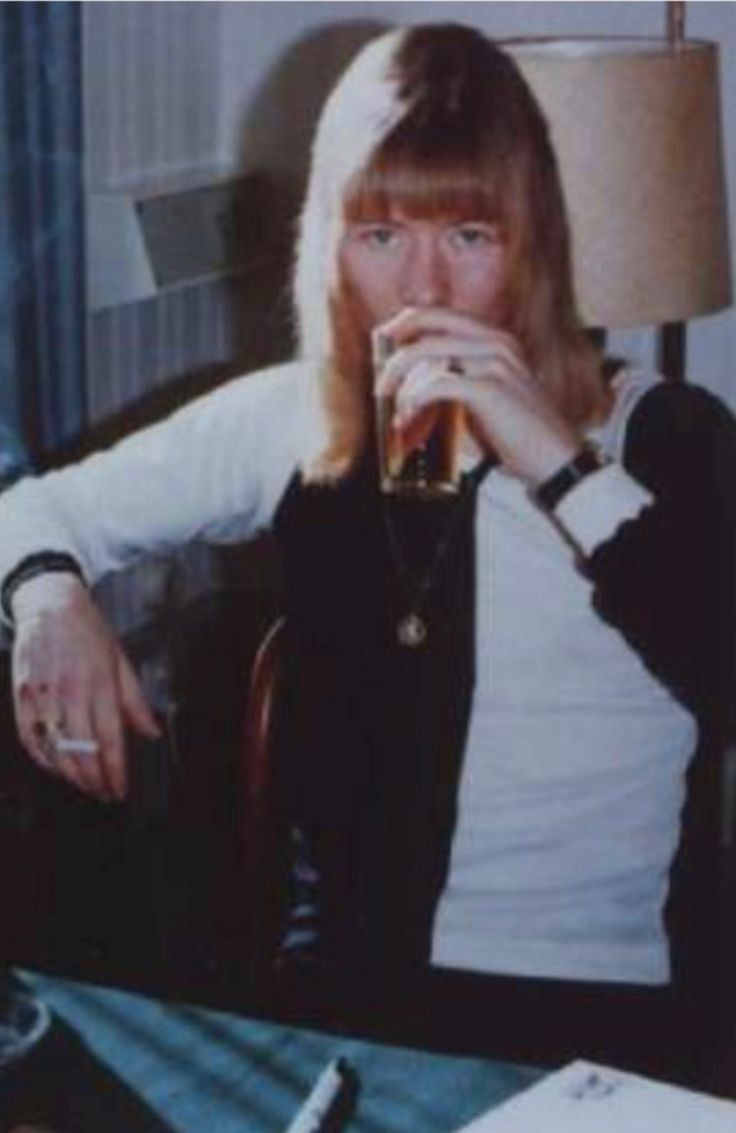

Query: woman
0;25;733;1074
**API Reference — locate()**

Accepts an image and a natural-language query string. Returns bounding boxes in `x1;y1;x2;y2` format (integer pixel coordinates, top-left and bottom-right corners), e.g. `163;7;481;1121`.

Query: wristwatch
533;444;611;512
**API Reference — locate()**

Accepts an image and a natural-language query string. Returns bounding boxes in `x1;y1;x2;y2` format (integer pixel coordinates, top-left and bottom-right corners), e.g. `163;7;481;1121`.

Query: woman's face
338;206;507;331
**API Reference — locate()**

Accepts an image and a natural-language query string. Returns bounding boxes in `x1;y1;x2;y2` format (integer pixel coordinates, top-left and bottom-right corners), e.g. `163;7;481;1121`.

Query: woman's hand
374;307;581;485
11;574;160;801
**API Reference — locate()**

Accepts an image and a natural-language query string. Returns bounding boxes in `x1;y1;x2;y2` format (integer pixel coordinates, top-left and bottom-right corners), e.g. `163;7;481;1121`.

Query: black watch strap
1;551;85;622
534;445;610;512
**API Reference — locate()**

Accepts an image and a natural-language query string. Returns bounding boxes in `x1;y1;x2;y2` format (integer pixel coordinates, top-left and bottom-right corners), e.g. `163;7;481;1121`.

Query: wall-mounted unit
87;170;285;311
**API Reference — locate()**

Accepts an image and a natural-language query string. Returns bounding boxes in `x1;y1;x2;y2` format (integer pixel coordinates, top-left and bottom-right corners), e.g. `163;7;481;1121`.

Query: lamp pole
667;1;686;49
659;1;687;380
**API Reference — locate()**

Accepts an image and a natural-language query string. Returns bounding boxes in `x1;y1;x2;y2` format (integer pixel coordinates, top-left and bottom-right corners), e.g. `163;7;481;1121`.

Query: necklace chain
382;459;492;648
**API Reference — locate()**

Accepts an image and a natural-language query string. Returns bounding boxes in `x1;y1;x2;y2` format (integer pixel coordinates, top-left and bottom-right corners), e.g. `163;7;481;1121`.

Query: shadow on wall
54;21;394;465
228;19;391;361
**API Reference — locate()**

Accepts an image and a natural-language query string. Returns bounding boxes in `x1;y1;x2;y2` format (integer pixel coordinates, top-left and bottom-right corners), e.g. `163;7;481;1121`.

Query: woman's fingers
392;359;468;429
91;686;128;801
393;402;442;455
15;695;99;795
14;686;60;775
16;675;130;802
16;670;112;797
378;306;516;347
17;666;145;803
375;334;526;399
117;651;162;740
384;349;578;483
51;691;105;796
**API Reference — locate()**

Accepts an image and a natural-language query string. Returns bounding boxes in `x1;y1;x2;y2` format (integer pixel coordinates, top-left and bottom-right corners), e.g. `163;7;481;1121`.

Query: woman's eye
450;225;502;249
362;226;400;249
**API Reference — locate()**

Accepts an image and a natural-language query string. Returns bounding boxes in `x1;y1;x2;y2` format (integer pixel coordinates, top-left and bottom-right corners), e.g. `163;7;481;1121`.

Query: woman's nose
399;234;447;307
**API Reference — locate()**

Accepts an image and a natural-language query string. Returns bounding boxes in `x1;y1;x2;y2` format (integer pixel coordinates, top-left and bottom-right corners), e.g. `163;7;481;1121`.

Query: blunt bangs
343;142;511;228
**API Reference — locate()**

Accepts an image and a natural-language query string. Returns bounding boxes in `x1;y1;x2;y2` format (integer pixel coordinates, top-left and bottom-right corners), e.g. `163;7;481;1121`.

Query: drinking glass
373;333;465;499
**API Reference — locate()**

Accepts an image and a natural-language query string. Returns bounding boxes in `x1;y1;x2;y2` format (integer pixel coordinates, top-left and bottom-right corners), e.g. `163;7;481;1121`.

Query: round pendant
397;612;428;648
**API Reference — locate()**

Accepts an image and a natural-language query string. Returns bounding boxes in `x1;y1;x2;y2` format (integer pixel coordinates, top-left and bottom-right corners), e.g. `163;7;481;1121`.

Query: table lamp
505;1;732;380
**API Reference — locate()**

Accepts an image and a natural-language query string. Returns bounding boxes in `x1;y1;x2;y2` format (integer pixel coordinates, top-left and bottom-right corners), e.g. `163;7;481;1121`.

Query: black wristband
1;551;85;622
534;445;611;512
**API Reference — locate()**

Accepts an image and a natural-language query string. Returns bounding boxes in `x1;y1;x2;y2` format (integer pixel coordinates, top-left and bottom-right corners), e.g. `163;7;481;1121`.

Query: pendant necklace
382;459;492;649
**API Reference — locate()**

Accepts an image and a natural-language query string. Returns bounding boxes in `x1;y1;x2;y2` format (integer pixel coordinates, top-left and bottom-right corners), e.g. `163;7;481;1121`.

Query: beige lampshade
506;38;732;328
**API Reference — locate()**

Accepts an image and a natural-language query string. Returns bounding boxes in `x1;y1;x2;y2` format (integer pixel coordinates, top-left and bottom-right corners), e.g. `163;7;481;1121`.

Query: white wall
84;1;224;188
216;2;667;175
215;1;736;407
82;2;736;408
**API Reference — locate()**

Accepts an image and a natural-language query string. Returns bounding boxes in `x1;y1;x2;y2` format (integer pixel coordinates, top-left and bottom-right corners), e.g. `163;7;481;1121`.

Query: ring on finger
32;716;63;749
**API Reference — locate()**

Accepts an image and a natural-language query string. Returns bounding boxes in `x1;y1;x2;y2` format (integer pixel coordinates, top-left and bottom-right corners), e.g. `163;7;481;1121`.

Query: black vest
272;454;488;969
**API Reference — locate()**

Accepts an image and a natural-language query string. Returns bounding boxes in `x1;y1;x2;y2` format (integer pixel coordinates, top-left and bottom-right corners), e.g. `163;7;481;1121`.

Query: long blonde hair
294;24;605;483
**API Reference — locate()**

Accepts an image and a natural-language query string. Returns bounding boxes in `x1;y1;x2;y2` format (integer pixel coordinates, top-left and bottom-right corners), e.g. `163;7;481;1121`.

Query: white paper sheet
456;1060;736;1133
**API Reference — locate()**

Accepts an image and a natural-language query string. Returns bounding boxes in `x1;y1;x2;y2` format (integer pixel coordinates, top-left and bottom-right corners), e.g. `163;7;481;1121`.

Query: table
2;971;541;1132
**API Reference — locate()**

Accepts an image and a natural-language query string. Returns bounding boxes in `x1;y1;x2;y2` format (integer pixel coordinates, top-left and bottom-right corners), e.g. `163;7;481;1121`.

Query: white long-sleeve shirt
0;359;695;984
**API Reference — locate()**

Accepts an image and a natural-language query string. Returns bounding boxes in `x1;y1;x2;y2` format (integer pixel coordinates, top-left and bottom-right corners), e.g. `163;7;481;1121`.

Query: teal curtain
0;2;86;462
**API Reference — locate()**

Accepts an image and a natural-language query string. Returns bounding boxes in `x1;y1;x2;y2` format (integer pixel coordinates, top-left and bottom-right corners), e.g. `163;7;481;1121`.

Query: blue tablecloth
19;971;541;1132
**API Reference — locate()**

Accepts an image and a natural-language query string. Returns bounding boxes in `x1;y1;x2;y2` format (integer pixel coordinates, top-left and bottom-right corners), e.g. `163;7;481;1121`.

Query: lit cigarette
53;737;101;758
